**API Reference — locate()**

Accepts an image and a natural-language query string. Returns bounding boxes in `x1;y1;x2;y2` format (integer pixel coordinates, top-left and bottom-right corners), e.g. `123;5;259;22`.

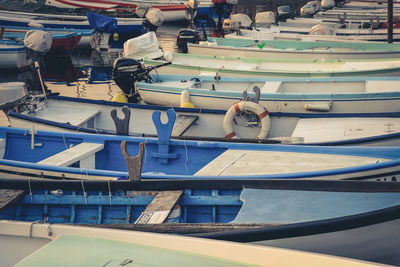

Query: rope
29;220;43;238
108;180;112;206
81;180;88;205
61;131;68;149
28;179;32;203
184;140;190;173
144;139;148;164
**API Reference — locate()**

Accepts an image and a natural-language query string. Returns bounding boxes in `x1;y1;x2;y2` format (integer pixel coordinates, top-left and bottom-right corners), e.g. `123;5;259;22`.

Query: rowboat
0;82;28;109
1;125;400;181
134;74;400;115
0;219;386;267
2;26;94;48
0;40;31;70
44;0;214;22
187;37;400;60
0;10;145;31
1;179;399;265
141;52;400;78
252;24;400;37
0;179;398;231
3;29;82;52
8;94;400;146
226;29;400;43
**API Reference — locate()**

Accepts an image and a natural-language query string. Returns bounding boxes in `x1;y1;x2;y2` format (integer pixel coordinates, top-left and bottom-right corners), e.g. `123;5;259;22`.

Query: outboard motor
176;28;201;53
112;57;171;102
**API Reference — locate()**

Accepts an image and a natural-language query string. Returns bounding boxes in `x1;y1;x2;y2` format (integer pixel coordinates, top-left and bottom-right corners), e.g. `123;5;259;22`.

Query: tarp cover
145;8;165;27
87;13;117;33
123;31;163;60
24;30;52;52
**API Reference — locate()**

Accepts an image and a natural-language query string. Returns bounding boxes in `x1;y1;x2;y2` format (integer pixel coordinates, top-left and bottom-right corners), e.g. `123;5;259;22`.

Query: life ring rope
223;101;271;140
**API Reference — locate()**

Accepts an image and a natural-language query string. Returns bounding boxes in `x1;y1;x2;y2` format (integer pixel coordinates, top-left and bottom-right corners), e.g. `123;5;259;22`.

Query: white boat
0;41;31;70
0;220;387;267
187;37;400;60
226;30;400;43
8;94;400;146
133;74;400;115
141;52;400;78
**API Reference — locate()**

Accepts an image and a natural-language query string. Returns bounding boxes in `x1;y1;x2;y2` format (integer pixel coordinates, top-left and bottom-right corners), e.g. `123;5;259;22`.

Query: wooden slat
135;190;184;224
172;115;198;136
0;189;24;212
37;142;104;167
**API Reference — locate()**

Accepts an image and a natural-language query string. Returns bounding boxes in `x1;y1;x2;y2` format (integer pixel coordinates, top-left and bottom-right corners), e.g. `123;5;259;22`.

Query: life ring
223;101;270;140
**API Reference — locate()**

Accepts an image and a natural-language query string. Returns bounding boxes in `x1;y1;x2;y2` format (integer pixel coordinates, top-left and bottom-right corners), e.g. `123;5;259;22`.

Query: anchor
151;109;178;164
111;106;131;135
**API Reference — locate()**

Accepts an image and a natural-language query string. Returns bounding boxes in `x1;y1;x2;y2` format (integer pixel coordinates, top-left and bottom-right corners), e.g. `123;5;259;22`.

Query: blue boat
0;10;148;48
1;124;400;181
1;179;400;266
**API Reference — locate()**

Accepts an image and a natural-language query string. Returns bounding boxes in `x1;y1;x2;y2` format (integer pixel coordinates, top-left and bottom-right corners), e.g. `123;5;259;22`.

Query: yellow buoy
181;100;195;108
180;89;195;108
111;92;128;103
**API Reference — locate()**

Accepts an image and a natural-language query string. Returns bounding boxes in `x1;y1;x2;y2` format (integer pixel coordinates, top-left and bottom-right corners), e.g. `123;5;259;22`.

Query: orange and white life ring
223;101;270;140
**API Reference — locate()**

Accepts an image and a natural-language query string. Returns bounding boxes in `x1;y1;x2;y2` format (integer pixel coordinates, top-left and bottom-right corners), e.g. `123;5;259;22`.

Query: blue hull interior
0;189;242;224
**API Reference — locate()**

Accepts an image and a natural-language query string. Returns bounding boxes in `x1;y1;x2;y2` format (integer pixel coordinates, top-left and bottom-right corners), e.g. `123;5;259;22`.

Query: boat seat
0;138;5;159
37;142;104;169
32;107;100;128
171;115;199;136
260;82;282;93
161;80;196;89
366;81;400;93
135;190;184;224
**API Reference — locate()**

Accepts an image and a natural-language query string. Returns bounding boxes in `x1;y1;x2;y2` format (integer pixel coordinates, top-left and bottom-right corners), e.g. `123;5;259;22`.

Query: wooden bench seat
135;190;184;224
32;106;100;128
172;115;198;136
260;81;282;93
37;142;104;169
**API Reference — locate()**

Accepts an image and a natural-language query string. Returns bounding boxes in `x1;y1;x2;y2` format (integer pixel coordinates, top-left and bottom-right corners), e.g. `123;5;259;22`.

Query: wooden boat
8;94;400;146
0;40;31;70
142;52;400;78
134;74;400;115
187;37;400;60
0;82;28;109
2;125;400;181
0;220;386;267
0;179;399;231
2;26;94;48
44;0;214;22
